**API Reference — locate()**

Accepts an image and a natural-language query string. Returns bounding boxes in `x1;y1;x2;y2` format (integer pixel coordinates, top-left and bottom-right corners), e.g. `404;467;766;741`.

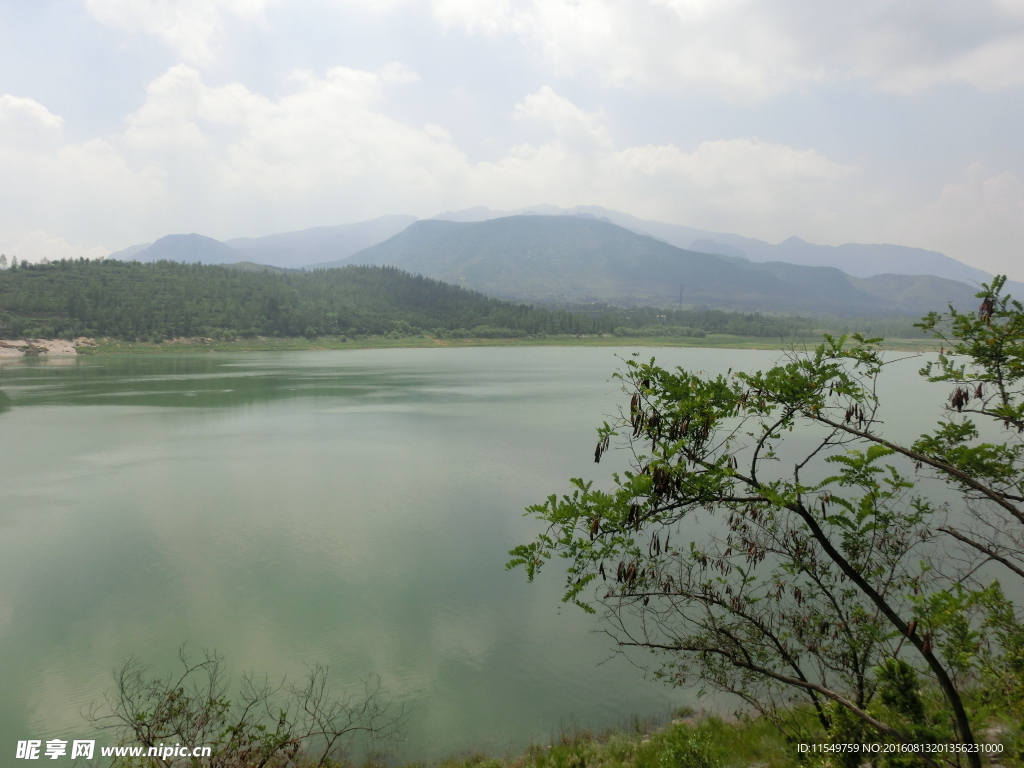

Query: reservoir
0;345;947;759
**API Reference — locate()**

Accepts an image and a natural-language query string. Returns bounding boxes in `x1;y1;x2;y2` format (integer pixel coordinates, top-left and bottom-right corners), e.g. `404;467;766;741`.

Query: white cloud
515;86;611;150
469;130;853;242
1;231;111;264
377;62;421;84
0;95;64;151
0;71;859;249
427;0;1024;99
0;89;169;252
83;0;272;64
0;95;64;131
5;69;1023;279
78;0;1024;98
114;64;469;230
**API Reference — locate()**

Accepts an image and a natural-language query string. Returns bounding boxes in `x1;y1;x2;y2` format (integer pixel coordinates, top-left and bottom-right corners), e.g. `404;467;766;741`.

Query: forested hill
0;259;600;341
331;215;979;315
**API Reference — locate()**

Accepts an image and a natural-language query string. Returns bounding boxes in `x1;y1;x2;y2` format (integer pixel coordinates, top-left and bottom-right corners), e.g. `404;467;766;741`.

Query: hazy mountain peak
430;204;1000;287
223;215;416;269
689;239;747;259
322;213;978;316
135;234;239;265
107;242;153;260
105;205;1020;299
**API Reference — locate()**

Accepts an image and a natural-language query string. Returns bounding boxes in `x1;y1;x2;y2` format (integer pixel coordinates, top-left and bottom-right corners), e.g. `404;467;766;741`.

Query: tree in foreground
86;646;403;767
510;277;1024;767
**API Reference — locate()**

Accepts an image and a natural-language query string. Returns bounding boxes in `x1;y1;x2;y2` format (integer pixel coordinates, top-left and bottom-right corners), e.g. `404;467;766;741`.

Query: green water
0;346;943;760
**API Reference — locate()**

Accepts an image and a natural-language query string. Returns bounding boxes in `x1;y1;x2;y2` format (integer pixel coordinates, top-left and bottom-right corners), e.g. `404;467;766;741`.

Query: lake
0;345;948;760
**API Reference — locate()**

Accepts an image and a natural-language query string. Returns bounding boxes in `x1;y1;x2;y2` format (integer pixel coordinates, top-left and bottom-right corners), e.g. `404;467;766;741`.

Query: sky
1;0;1023;278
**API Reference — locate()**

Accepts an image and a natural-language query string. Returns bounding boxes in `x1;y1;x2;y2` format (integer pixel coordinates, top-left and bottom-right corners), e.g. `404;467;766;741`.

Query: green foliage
591;306;924;340
0;259;602;341
659;726;721;768
613;326;707;338
877;660;926;725
0;258;931;344
823;704;871;768
914;274;1024;493
424;715;790;768
511;277;1024;768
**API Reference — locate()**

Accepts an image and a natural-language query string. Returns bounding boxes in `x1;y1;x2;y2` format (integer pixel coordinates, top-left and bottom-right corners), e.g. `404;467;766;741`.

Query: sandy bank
0;338;92;357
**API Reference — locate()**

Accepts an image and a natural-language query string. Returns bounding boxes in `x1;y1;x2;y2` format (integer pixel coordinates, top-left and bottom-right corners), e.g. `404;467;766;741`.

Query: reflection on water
1;348;704;760
0;354;424;409
0;347;948;760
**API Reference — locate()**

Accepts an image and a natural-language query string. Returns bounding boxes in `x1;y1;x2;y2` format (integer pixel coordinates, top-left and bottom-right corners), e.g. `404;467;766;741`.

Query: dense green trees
583;305;924;340
0;258;933;343
0;259;600;341
511;278;1024;765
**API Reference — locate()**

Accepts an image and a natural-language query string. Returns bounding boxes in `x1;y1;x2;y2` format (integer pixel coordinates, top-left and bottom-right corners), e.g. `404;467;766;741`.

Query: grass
389;713;792;768
383;704;1022;768
71;333;942;356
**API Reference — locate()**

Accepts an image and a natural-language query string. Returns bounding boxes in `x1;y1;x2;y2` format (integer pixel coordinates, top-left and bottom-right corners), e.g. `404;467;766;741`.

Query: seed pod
979;296;995;325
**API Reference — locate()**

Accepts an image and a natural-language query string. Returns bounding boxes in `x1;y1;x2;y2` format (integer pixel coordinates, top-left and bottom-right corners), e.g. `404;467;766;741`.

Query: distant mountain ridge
109;215;416;268
109;206;1002;288
103;205;1016;316
135;234;240;264
224;215;416;269
324;215;979;316
432;204;998;287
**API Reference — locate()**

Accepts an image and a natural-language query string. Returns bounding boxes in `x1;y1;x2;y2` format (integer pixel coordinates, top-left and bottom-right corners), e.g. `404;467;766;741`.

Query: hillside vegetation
331;215;979;314
0;259;598;341
0;259;929;343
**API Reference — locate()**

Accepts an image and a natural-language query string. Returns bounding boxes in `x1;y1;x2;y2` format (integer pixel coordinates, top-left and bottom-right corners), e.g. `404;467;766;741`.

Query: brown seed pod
979;296;995;325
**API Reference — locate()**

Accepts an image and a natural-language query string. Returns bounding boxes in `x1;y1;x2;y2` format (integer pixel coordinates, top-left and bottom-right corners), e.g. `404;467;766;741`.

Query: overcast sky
2;0;1023;278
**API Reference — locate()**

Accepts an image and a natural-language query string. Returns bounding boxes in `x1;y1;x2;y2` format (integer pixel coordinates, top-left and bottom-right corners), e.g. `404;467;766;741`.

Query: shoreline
0;338;79;357
0;334;941;357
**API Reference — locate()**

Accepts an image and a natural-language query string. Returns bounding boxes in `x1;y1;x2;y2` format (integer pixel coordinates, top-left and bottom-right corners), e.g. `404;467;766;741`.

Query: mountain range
430;204;994;285
317;216;978;316
111;215;416;269
106;204;1013;316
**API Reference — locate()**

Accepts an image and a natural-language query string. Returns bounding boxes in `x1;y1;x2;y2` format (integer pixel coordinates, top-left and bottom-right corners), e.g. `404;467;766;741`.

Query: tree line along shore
0;258;929;350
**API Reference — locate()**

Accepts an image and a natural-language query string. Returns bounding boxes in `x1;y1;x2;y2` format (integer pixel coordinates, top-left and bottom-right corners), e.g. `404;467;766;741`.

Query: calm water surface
0;346;942;759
